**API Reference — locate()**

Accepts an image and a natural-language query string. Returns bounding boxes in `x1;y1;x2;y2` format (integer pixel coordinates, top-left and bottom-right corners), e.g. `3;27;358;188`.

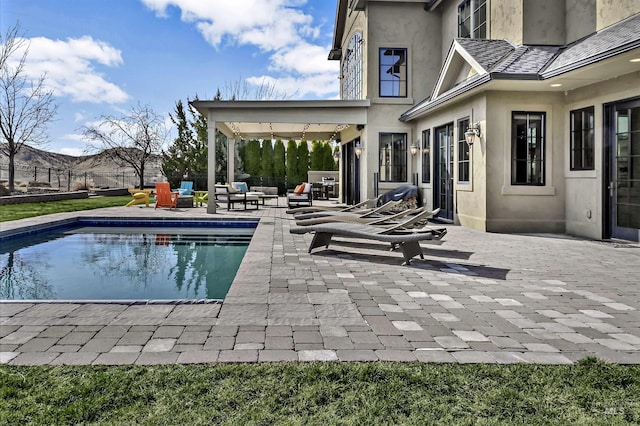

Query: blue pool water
0;219;256;302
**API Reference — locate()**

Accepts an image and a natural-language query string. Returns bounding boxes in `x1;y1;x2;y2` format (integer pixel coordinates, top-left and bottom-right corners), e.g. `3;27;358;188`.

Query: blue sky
1;0;339;155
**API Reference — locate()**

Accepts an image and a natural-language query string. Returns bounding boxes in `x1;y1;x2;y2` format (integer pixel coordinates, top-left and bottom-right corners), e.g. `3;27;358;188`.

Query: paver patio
1;201;639;365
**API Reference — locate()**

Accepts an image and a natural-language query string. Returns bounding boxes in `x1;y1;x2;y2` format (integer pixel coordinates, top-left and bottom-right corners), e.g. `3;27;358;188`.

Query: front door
434;124;454;220
605;98;640;241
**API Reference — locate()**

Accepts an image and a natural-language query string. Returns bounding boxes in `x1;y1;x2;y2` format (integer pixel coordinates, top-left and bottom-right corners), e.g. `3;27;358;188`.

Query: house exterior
329;0;640;241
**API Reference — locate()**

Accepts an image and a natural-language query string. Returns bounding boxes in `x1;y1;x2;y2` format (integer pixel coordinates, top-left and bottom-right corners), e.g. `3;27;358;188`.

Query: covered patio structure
191;100;370;213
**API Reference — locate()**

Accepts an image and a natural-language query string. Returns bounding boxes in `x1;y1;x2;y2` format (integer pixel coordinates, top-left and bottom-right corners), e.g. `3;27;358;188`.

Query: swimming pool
0;218;257;302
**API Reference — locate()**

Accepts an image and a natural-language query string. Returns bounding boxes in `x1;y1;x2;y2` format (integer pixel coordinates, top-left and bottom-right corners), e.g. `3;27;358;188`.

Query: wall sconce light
464;123;481;146
355;141;363;159
410;144;419;156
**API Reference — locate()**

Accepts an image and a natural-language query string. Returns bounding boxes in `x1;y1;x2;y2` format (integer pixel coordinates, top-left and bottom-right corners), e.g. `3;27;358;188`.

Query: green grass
1;358;639;425
0;196;134;222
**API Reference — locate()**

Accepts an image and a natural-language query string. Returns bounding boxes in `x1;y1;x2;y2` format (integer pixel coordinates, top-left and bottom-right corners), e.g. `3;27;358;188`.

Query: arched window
341;32;363;100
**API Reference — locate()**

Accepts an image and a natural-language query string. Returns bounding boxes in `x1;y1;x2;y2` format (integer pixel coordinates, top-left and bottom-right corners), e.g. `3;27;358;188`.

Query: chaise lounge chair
290;214;447;265
295;207;439;227
293;200;403;220
286;198;380;215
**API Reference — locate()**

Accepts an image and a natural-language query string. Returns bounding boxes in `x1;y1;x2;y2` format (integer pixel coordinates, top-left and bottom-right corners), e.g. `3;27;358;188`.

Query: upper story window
379;48;407;98
512;111;546;185
458;0;487;39
379;133;407;182
341;32;363;100
570;106;595;170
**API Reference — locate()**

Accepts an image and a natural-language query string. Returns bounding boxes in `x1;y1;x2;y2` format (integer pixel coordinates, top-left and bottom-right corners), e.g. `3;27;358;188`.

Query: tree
0;24;58;192
321;143;337;171
82;103;167;189
297;140;310;183
273;139;285;178
260;140;274;177
286;139;298;186
310;140;323;171
243;139;261;177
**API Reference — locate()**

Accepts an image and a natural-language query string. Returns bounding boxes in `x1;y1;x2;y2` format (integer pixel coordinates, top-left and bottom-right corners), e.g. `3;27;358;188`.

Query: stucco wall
367;1;442;102
491;0;523;45
566;0;596;43
596;0;640;30
523;0;566;45
437;0;460;61
485;91;566;233
563;71;640;239
412;96;489;230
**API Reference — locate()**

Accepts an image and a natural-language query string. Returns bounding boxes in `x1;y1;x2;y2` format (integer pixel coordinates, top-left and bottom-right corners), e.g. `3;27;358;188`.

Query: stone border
0;191;89;205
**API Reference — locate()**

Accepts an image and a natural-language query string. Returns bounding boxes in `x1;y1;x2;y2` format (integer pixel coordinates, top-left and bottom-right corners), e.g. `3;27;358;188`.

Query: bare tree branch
0;22;58;191
81;103;168;189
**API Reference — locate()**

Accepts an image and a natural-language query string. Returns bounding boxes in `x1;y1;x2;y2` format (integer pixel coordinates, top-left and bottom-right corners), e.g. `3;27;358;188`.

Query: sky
1;0;340;156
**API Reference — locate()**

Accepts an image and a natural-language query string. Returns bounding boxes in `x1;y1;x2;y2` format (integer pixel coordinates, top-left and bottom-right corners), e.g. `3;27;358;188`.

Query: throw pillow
294;184;305;195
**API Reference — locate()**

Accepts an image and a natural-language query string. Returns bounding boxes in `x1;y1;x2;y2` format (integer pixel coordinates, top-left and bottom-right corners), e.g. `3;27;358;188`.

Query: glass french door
434;124;454;220
606;99;640;241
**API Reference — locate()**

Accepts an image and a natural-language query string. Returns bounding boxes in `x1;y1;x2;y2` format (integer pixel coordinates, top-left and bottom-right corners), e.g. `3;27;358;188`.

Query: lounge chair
173;181;194;195
155;182;179;209
290;214;447;265
286;198;379;215
293;200;403;220
295;207;438;227
126;188;151;207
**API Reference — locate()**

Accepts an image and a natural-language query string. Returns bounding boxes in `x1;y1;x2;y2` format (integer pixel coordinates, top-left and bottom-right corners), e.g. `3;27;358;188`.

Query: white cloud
141;0;339;99
59;147;85;157
11;36;128;104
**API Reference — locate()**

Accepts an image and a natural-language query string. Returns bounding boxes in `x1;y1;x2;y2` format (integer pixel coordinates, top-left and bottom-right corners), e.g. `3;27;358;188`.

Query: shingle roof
401;12;640;121
543;12;640;76
455;38;514;71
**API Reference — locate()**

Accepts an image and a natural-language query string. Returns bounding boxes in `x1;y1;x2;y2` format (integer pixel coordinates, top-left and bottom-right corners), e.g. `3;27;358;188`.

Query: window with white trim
379;48;407;98
512;111;546;185
379;133;407;182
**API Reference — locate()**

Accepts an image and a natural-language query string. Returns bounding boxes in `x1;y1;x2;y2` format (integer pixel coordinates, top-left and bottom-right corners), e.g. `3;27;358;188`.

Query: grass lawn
1;358;639;425
0;196;134;222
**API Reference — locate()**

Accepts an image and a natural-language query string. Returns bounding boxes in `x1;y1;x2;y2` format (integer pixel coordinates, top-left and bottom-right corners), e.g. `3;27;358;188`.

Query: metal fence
0;162;140;191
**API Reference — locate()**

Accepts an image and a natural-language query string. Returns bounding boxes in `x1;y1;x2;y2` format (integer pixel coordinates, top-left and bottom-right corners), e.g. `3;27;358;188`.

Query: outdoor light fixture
464;123;481;146
410;144;419;156
355;141;363;159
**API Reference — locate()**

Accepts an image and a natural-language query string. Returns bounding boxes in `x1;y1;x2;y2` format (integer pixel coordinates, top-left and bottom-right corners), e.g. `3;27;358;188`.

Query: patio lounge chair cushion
232;182;249;193
215;184;259;210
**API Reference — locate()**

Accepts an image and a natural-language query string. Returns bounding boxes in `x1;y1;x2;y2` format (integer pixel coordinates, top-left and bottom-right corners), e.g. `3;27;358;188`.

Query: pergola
190;99;370;213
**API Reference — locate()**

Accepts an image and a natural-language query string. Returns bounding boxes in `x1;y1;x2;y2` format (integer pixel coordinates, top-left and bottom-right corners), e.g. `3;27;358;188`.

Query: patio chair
290;215;447;265
287;183;313;208
173;181;194;195
215;184;259;210
155;182;179;209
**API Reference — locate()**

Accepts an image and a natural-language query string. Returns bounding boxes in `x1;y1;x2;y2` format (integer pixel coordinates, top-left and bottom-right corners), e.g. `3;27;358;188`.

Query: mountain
0;143;163;174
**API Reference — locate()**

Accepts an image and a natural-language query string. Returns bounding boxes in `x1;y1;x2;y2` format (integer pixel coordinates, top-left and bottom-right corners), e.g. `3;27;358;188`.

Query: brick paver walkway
1;201;639;365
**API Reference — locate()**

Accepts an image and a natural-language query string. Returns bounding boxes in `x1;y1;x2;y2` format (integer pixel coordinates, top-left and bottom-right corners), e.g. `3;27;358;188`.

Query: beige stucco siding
566;0;597;43
597;0;640;30
523;0;566;45
485;91;566;233
491;0;524;45
563;71;640;239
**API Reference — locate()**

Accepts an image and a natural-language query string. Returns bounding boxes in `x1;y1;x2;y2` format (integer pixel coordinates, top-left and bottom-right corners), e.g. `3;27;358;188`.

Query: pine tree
260;140;274;177
286;139;298;187
297;140;310;183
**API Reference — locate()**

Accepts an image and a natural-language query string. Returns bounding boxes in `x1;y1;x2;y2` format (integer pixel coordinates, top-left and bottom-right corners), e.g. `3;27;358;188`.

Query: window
458;118;471;182
341;32;363;100
512;112;546;185
421;129;431;183
570;106;595;170
458;0;487;39
379;48;407;97
379;133;407;182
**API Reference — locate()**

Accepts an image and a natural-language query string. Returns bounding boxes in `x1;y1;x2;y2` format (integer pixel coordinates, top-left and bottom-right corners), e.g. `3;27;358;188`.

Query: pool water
0;225;254;301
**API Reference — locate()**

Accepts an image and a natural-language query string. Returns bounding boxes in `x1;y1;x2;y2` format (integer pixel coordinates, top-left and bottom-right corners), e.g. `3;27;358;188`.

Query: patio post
207;116;217;214
227;137;235;185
